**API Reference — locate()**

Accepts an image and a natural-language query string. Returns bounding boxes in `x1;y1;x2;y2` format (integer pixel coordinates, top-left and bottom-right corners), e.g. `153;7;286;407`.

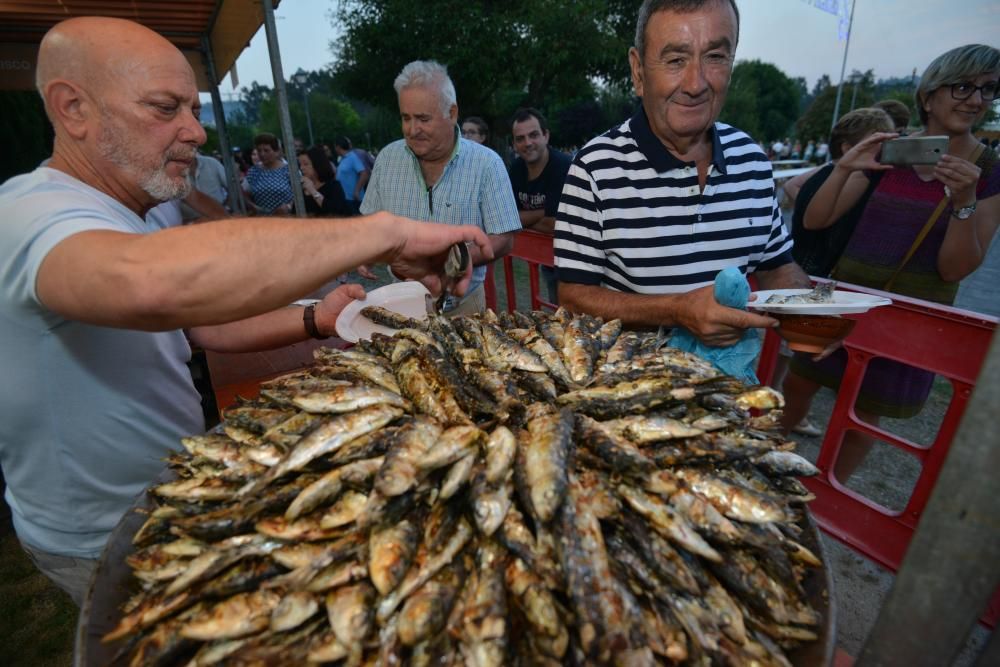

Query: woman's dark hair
305;146;336;183
463;116;489;135
872;99;911;131
254;132;280;150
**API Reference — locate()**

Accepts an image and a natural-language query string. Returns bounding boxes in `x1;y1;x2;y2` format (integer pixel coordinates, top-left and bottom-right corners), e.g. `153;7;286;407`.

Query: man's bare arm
37;213;491;331
559;281;777;347
754;261;812;289
468;231;516;267
518;209;555;234
189;284;365;353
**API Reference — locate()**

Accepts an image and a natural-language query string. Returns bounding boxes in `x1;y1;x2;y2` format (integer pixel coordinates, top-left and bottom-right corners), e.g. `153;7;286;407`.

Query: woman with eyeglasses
779;44;1000;482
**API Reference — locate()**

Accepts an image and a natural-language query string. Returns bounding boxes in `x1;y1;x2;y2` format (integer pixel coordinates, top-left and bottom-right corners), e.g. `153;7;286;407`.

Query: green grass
0;522;78;666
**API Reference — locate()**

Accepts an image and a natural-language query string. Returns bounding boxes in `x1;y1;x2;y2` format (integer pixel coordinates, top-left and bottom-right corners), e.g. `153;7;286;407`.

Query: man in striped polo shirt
555;0;810;347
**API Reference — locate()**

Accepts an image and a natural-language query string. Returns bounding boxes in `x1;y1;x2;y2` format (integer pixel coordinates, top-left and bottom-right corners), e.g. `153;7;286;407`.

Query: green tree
720;60;800;142
329;0;640;139
260;93;364;149
1;91;53;182
796;69;877;143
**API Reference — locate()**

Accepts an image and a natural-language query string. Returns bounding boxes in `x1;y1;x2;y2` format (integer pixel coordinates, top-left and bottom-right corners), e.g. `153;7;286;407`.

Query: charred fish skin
575;414;656;475
508;327;575;389
394;347;472;427
483;425;517;484
369;518;422;596
532;314;566;353
397;559;465;647
290;384;410;414
470;471;513;537
239;404;403;497
522;406;574;523
557;475;631;663
439;452;477;500
461;540;509;667
374;418;440;497
360;305;425;331
479;321;548;373
561;316;599;385
376;518;474;624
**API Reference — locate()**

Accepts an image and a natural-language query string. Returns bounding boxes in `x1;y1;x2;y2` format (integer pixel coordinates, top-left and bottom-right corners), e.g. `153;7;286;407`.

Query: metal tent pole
260;0;307;218
830;0;857;134
201;35;245;216
856;329;1000;666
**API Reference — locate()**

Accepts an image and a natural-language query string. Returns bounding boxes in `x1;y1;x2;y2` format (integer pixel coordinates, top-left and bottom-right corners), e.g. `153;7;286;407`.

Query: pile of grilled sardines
104;307;825;666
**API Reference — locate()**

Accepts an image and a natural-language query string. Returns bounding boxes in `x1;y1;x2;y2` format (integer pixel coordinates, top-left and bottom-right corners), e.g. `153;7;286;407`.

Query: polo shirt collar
630;107;727;175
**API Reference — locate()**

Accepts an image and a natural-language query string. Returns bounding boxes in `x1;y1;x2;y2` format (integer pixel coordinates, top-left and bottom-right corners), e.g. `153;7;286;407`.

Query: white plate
747;289;892;315
335;281;432;342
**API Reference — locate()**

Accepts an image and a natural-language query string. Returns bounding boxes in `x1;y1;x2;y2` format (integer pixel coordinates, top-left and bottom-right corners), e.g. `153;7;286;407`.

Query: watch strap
951;202;977;219
303;304;326;339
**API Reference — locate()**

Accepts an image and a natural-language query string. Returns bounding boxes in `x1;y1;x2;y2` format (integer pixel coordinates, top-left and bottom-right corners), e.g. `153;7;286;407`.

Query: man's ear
628;47;644;98
45;79;92;140
449;104;459;124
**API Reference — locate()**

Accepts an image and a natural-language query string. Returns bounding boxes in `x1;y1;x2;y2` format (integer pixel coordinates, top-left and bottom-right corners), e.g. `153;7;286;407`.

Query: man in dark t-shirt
508;107;571;303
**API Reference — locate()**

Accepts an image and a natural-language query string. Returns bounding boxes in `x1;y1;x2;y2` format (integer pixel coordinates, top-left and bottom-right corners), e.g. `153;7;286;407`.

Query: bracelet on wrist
302;304;327;339
951;201;977;220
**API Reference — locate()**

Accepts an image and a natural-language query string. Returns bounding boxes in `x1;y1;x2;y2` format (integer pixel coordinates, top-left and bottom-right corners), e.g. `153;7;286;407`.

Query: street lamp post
849;73;862;112
293;68;315;147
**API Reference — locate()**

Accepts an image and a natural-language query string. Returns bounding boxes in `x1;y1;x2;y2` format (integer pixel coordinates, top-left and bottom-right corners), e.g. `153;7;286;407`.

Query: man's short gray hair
915;44;1000;126
634;0;740;61
393;60;457;117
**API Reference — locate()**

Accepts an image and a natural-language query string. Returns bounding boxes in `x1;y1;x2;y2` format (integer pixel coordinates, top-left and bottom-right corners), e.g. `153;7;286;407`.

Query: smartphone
879;136;949;165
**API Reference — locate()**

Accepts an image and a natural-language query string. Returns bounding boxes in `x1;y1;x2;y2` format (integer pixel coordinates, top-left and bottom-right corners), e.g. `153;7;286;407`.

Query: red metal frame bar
485;230;556;312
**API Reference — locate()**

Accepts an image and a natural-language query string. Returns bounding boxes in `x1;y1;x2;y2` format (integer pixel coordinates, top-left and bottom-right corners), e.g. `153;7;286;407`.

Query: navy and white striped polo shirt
554;109;793;294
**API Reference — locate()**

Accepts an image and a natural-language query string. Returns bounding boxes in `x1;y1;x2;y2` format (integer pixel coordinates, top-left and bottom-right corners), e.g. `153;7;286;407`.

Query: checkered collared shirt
361;130;521;299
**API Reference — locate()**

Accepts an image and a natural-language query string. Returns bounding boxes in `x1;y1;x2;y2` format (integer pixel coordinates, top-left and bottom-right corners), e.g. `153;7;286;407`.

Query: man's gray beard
97;121;192;202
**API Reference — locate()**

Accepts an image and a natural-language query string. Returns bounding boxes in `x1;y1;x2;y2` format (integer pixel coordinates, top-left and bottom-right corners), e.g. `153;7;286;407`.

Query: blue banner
810;0;840;15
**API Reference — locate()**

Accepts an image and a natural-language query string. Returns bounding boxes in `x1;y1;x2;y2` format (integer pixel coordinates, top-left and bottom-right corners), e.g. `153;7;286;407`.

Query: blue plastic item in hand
668;267;762;385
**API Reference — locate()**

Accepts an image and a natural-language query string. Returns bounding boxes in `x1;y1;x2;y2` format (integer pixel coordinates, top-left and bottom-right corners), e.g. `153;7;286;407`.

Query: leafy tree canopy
329;0;640;145
1;91;53;182
720;60;801;142
796;69;878;143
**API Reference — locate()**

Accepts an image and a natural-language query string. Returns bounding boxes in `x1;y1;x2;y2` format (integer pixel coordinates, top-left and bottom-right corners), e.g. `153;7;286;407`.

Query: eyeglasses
950;81;998;101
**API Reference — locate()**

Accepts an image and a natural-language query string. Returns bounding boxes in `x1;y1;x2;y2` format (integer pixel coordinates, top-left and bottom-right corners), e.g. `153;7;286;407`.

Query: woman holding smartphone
780;44;1000;481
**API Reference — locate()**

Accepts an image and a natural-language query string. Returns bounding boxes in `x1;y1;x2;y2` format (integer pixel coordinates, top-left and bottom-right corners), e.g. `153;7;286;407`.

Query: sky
212;0;1000;99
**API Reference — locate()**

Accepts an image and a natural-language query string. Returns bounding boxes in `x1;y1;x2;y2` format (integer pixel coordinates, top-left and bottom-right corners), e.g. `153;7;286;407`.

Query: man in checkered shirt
362;60;521;315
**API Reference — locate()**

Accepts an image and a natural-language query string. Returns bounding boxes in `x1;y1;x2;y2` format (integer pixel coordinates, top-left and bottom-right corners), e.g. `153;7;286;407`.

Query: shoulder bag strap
882;197;948;292
882;143;988;292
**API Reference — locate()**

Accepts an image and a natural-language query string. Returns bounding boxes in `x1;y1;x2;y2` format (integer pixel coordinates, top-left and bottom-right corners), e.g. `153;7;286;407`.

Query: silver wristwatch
952;202;977;219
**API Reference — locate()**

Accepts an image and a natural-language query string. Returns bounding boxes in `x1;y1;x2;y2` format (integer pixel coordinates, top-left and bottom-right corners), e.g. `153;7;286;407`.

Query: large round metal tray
76;473;836;666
